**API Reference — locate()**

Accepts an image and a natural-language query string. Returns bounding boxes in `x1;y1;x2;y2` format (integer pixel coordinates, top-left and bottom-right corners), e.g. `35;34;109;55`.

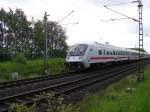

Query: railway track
0;61;142;112
0;71;82;90
0;62;119;90
0;62;126;90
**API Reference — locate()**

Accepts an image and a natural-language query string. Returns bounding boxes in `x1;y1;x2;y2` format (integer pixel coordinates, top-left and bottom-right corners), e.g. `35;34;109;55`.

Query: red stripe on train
90;57;128;60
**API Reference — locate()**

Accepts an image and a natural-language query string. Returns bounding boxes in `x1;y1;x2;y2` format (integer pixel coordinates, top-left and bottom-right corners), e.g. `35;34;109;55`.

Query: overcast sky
1;0;150;52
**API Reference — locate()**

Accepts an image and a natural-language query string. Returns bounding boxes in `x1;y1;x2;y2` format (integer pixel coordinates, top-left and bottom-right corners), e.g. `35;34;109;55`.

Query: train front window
68;44;88;56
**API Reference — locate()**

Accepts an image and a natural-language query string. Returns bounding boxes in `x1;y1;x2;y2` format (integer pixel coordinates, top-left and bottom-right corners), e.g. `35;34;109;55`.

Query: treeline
0;8;68;60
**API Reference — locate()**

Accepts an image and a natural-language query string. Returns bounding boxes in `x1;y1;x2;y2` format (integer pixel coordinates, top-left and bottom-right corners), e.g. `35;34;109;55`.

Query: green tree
0;8;68;59
0;8;9;59
13;9;31;53
34;20;45;56
47;21;68;57
0;8;33;58
34;20;68;57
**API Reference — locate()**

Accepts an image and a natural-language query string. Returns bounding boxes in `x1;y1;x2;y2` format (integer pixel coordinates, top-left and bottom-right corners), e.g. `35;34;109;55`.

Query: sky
1;0;150;52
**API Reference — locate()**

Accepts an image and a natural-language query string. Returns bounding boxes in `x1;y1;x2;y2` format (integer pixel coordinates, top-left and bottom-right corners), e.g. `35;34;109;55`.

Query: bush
14;53;27;64
0;58;68;82
9;92;79;112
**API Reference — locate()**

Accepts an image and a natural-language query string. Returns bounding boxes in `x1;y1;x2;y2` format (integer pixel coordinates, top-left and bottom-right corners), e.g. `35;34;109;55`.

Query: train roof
73;41;126;50
71;41;148;54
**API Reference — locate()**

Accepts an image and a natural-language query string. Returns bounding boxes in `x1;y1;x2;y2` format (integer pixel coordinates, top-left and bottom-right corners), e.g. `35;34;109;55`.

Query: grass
80;65;150;112
0;58;67;82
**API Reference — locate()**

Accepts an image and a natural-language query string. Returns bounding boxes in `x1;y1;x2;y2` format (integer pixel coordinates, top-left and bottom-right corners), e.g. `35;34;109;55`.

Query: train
65;42;149;69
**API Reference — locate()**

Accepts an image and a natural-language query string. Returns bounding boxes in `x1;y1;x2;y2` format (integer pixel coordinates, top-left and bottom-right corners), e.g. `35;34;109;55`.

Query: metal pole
44;12;49;75
137;0;144;81
102;1;144;81
43;10;74;75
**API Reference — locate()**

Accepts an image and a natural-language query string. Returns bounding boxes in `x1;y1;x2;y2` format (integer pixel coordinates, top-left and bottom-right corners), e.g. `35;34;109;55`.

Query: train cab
65;44;89;68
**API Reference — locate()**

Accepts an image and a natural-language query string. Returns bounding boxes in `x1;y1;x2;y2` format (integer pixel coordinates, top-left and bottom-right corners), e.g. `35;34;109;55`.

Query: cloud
1;0;150;52
143;0;150;7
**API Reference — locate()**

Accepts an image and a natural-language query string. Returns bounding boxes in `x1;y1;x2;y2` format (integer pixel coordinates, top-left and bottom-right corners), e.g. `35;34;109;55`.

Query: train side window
110;52;112;55
99;50;102;55
107;51;109;55
103;50;106;55
113;51;115;55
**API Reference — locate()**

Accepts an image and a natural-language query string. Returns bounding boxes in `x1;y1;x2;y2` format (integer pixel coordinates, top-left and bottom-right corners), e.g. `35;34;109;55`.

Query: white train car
65;42;149;69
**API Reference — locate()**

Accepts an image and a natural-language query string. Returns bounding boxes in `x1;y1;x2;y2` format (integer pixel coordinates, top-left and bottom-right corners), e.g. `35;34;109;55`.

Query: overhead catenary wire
57;10;74;24
98;0;138;8
98;0;139;22
103;5;139;22
100;17;132;22
60;22;79;25
104;1;137;7
105;0;139;6
100;0;144;81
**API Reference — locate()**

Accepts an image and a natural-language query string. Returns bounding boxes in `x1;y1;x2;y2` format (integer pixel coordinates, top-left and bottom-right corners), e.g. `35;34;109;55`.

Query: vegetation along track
0;62;120;90
0;60;149;112
0;62;128;90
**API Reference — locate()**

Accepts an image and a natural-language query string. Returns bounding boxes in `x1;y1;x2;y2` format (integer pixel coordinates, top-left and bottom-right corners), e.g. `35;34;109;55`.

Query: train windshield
68;44;88;56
